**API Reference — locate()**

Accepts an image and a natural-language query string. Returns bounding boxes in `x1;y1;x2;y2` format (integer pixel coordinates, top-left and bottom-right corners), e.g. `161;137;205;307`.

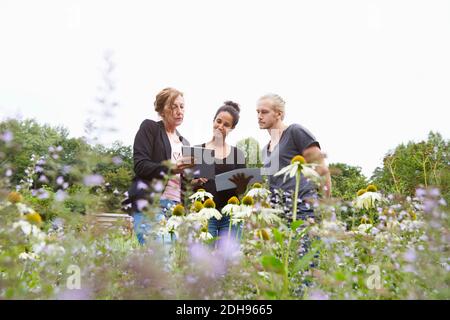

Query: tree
0;119;133;207
0;118;88;186
371;132;449;201
329;163;368;200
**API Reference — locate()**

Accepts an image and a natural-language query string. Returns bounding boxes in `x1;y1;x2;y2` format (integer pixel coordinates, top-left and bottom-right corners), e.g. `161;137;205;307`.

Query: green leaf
263;290;278;299
292;241;322;274
335;271;346;281
272;228;283;245
292;250;316;274
291;219;304;231
261;255;285;274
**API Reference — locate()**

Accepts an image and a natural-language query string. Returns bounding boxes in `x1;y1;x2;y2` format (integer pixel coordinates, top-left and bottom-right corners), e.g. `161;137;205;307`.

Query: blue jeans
133;199;178;245
208;215;242;245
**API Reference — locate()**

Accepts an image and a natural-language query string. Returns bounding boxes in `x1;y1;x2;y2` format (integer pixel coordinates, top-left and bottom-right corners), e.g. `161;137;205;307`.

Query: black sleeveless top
195;144;246;211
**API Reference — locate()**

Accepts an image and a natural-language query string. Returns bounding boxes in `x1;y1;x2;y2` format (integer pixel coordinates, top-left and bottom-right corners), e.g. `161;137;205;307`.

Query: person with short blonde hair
258;93;286;120
256;93;331;221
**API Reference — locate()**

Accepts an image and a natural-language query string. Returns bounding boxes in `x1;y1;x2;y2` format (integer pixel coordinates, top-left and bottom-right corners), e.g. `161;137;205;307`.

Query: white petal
274;164;293;177
289;165;298;178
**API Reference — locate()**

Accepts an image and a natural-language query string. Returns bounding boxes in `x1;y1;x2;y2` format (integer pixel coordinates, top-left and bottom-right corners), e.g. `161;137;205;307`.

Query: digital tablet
215;168;264;191
182;146;215;179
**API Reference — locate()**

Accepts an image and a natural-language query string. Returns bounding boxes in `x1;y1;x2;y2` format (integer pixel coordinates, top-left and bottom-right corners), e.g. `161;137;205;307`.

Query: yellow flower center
242;195;254;206
258;229;270;241
252;183;262;189
200;226;208;233
261;202;271;209
357;189;367;197
203;198;216;209
366;184;378;192
172;204;185;216
291;155;306;165
227;196;240;205
408;209;417;220
26;212;42;225
197;188;206;193
192;201;204;212
8;191;22;204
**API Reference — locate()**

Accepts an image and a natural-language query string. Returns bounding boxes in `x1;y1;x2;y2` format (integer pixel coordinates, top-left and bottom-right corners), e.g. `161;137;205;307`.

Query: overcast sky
1;0;449;177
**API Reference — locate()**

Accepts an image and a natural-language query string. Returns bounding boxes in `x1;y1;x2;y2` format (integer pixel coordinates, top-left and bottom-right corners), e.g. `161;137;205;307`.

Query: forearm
324;171;332;198
303;146;331;197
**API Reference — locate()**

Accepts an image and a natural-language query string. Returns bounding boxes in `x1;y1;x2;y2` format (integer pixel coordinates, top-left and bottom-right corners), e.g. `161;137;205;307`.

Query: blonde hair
259;93;285;120
154;87;183;117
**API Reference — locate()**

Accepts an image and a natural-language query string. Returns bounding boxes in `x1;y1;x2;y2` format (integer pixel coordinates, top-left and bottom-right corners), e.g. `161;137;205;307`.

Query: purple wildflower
308;290;329;300
112;156;122;165
403;248;416;263
62;165;72;174
136;199;149;211
1;131;13;143
37;189;50;199
38;175;49;183
56;176;64;185
55;190;67;202
152;181;164;193
415;188;426;198
83;174;104;186
56;288;93;300
136;181;148;190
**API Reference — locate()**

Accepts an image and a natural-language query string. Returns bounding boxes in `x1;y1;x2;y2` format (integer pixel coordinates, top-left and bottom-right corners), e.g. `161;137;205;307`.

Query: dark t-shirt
195;144;246;211
262;123;320;199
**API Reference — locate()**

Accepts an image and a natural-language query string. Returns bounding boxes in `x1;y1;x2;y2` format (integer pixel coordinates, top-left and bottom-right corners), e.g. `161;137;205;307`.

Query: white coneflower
354;187;382;210
16;203;34;215
198;199;222;220
18;252;38;261
357;223;374;234
198;226;213;241
166;215;184;234
221;196;240;216
274;155;322;184
230;217;245;225
190;200;204;213
231;195;255;221
258;204;283;225
245;183;271;199
12;220;32;236
157;216;170;237
189;189;214;203
186;212;207;223
199;231;213;241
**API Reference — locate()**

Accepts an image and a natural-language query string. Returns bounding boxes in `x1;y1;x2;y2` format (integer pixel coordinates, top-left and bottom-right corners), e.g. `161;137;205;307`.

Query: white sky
1;0;449;178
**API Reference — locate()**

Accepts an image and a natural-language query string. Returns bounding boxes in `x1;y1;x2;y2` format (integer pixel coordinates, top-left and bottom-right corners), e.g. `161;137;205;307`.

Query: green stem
228;213;233;239
422;157;428;188
282;170;301;298
235;221;241;241
292;171;301;223
387;158;401;194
